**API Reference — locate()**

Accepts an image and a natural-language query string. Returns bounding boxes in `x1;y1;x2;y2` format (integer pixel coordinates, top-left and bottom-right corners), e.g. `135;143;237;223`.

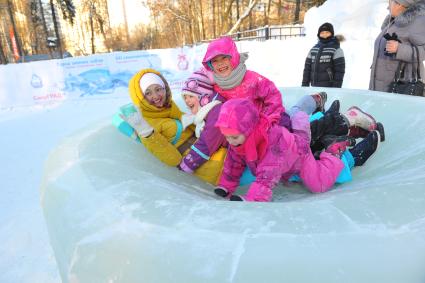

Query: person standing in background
302;22;346;88
369;0;425;94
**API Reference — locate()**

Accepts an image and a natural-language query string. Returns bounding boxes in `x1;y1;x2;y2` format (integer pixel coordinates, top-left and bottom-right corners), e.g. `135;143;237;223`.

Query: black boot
349;130;380;166
310;112;349;150
324;100;340;115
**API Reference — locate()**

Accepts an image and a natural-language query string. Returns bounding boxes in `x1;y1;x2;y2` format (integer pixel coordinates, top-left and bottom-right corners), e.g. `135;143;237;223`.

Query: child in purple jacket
178;68;227;173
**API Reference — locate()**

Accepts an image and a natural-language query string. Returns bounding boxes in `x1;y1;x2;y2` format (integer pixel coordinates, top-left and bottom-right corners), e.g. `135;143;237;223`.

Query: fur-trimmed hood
336;34;345;43
382;0;425;29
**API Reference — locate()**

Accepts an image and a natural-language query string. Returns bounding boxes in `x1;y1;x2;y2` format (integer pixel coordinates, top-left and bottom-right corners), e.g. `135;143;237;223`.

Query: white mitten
195;121;205;138
121;107;153;138
181;113;195;130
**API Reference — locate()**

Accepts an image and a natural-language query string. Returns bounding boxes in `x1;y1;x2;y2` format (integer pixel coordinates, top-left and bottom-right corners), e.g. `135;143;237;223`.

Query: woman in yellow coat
126;68;224;185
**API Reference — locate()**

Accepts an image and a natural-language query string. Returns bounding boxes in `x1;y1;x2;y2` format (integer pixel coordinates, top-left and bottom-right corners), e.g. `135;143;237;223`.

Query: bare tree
199;0;205;39
227;0;258;35
48;0;75;57
49;0;62;57
212;0;216;38
0;39;7;64
264;0;272;26
38;0;51;54
294;0;301;23
6;0;23;60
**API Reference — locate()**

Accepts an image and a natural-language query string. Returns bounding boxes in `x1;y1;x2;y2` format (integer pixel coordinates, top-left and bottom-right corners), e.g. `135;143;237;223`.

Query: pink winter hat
181;69;214;106
202;36;240;71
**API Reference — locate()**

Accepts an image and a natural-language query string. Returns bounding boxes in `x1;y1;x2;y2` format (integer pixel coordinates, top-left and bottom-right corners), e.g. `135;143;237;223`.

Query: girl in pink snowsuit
202;36;288;126
214;98;345;202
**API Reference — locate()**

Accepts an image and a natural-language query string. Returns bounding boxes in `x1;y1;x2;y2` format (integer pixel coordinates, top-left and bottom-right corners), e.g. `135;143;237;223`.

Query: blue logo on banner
31;74;43;88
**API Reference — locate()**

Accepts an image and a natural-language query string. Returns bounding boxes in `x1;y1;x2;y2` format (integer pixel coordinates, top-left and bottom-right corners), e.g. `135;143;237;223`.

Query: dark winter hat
317;22;334;37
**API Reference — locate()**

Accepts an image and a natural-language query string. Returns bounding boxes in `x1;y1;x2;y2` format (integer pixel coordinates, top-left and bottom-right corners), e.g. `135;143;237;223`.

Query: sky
3;0;424;282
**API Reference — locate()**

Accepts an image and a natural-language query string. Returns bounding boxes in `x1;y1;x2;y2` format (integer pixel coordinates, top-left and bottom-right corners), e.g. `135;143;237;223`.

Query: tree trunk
49;0;63;58
38;0;52;58
264;0;271;26
277;0;282;20
218;1;222;34
121;0;130;43
7;0;23;61
223;0;234;34
177;19;185;45
199;0;205;40
0;39;7;64
212;0;216;38
226;0;258;35
90;4;95;54
236;0;239;31
190;0;199;42
97;0;111;51
188;17;195;44
294;0;301;23
248;0;253;29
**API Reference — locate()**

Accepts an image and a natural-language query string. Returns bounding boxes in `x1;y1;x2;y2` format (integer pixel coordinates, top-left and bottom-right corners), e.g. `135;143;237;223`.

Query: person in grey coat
369;0;425;94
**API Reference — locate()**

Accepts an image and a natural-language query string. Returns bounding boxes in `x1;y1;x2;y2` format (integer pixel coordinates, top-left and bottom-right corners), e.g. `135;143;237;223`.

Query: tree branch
226;0;258;35
165;6;190;23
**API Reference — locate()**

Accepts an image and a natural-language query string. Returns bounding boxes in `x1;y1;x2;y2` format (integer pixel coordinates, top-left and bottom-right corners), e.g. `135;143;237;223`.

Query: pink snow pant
292;111;344;193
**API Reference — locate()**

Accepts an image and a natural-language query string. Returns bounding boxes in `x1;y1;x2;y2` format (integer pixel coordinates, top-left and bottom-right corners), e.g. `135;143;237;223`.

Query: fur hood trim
382;0;425;28
335;34;345;42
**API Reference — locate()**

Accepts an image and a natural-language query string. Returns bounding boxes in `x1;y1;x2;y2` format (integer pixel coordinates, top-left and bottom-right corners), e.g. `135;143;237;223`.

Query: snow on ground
0;0;391;282
0;98;129;282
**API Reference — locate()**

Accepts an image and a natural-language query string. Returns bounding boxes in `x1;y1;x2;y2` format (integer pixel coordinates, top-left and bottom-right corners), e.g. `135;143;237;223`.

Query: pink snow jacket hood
202;36;285;125
202;36;240;70
216;98;269;163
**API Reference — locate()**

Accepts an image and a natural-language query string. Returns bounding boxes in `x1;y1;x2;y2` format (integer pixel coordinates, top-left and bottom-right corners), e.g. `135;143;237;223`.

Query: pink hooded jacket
216;98;344;202
202;36;285;125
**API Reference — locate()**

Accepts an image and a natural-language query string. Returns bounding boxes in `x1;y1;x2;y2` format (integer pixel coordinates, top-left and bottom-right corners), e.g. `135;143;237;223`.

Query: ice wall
40;87;425;283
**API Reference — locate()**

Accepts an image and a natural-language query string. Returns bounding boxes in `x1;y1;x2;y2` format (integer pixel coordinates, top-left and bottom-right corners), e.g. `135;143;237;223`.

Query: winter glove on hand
181;113;195;130
120;107;153;138
177;159;194;173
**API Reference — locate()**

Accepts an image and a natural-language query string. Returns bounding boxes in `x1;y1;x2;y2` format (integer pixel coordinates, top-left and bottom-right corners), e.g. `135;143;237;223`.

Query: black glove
383;32;401;43
383;32;401;57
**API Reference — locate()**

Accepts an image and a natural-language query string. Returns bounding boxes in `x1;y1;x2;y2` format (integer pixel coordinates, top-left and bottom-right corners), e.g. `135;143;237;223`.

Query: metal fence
228;25;305;42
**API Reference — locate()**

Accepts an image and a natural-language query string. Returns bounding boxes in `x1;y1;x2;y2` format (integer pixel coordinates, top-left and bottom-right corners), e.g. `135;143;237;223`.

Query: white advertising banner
0;44;208;109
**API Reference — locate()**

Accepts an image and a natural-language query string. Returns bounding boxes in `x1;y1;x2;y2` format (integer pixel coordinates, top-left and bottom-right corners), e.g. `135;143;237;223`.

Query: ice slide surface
40;88;425;283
